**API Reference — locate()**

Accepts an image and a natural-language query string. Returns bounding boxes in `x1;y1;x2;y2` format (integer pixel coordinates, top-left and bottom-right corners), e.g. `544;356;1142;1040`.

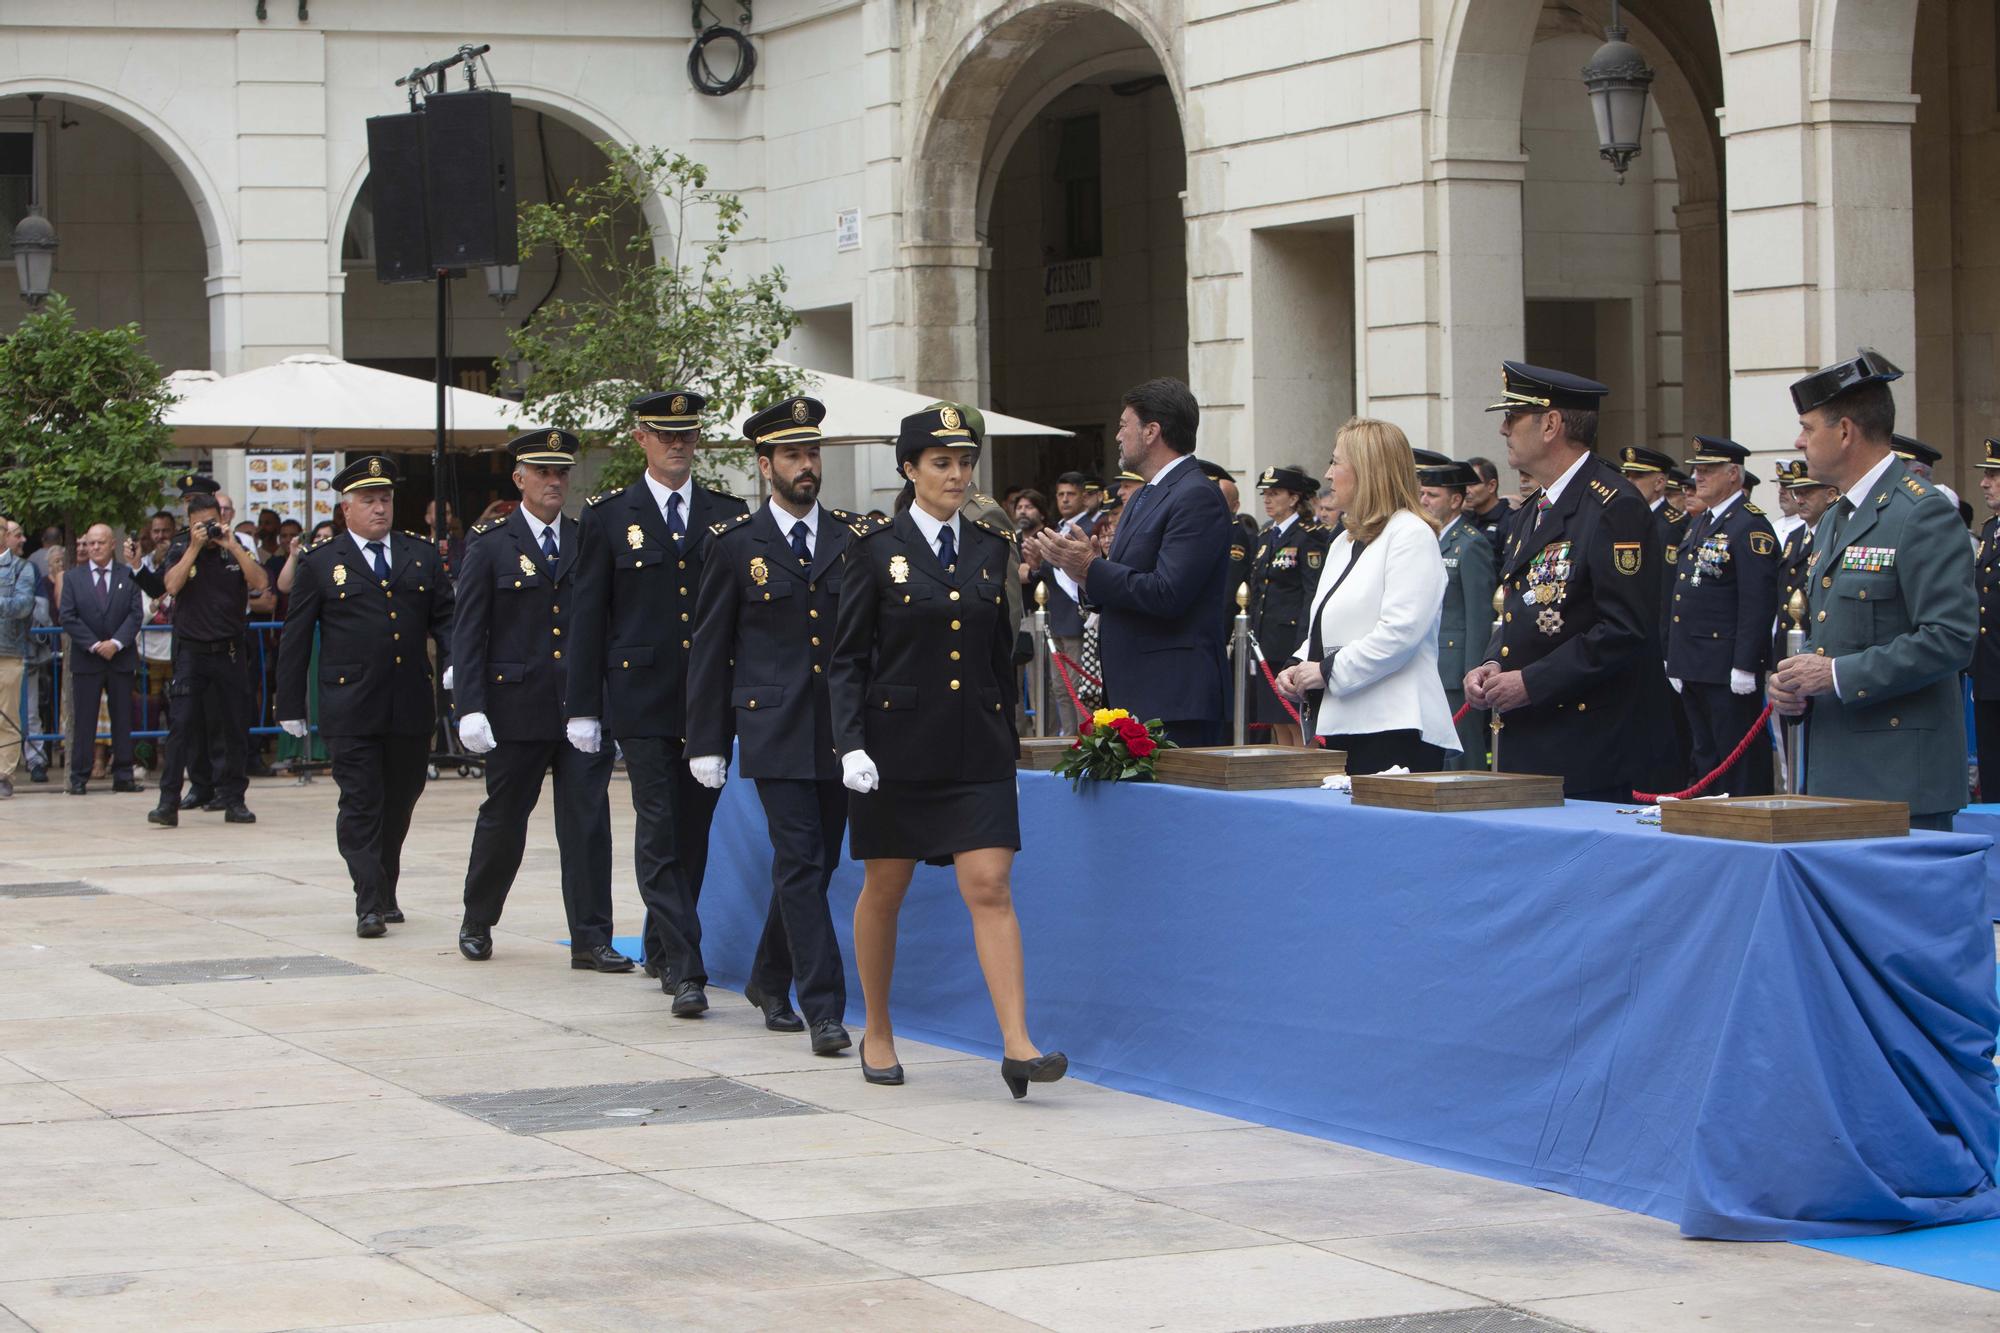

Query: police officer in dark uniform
276;456;455;936
1771;459;1839;669
566;389;748;1015
1971;438;2000;794
1666;436;1779;796
137;474;268;828
449;430;625;971
1194;458;1260;638
1246;465;1327;745
686;395;854;1055
1464;362;1674;800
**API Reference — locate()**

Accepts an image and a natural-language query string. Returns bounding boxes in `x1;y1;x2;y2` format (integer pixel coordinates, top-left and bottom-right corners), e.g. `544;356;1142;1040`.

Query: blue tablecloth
700;769;2000;1240
1951;805;2000;920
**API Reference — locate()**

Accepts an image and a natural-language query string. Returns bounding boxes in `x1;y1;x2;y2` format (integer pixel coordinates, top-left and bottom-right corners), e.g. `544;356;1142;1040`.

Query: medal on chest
1691;533;1729;586
1522;541;1571;617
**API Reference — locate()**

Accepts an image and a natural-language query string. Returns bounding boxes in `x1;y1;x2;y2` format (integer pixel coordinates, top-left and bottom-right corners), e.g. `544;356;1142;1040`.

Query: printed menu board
247;451;340;525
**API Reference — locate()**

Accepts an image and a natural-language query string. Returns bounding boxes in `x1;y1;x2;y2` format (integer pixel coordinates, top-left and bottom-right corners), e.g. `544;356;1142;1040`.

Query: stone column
1432;158;1527;457
233;27;336;369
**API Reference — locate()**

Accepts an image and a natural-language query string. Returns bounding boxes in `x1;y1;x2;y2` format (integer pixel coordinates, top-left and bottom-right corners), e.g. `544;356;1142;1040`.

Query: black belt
180;637;239;656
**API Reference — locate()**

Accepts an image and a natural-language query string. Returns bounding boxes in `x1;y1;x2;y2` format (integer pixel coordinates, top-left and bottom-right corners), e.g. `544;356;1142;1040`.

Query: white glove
566;718;602;754
1668;678;1683;695
279;719;309;738
689;755;727;789
841;750;880;794
458;712;496;754
441;665;454;692
1730;668;1756;696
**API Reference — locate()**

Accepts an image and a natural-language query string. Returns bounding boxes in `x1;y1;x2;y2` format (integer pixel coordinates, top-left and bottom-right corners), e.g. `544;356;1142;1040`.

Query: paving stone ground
1;773;1997;1332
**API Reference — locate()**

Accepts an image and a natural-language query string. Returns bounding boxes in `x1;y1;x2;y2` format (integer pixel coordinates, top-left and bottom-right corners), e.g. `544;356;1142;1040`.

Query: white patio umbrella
163;353;528;451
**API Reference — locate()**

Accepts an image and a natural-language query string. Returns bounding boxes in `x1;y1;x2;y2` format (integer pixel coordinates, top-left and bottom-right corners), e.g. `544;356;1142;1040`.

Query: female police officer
1249;465;1328;745
829;407;1067;1098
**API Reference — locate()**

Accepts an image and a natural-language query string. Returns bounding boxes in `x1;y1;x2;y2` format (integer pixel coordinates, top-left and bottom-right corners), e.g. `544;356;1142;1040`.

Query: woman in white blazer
1273;417;1462;773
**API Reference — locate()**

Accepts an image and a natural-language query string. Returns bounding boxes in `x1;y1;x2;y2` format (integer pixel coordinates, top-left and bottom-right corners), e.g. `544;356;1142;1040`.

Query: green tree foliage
0;296;174;537
508;145;803;491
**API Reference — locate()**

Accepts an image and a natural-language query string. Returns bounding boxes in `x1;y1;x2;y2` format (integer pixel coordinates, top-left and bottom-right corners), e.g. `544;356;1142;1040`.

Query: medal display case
1348;771;1566;812
1154;745;1347;790
1659;795;1909;842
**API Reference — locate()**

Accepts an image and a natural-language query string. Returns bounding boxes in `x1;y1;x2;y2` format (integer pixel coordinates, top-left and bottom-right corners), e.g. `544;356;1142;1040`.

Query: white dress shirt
768;500;820;559
906;503;962;564
348;530;391;569
1294;508;1460;752
521;507;559;557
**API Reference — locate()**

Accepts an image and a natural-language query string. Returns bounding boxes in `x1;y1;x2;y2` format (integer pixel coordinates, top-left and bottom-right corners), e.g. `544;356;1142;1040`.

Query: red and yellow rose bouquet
1051;707;1176;788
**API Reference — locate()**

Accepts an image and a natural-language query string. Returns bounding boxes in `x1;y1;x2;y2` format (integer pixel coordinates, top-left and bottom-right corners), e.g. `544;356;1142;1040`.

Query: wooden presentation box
1659;795;1910;843
1018;737;1073;770
1154;745;1347;791
1348;771;1566;812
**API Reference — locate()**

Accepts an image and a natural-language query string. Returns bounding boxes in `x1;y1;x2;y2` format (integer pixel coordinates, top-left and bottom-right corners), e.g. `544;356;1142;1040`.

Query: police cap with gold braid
510;428;579;467
1891;434;1942;467
1258;464;1318;496
1618;445;1675;475
893;405;978;470
742;395;826;451
331;455;398;493
1979;438;2000;472
1775;459;1831;490
1484;361;1608;414
1685;435;1750;467
630;388;705;429
175;472;221;497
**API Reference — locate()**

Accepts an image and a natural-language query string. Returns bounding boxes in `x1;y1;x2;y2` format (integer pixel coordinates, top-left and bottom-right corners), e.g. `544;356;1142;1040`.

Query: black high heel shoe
1000;1051;1068;1099
859;1035;904;1086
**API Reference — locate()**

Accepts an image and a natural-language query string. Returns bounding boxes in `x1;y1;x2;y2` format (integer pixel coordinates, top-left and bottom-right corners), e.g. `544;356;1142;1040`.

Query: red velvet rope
1452;700;1473;724
1050;649;1091;726
1632;702;1776;803
1051;649;1102;690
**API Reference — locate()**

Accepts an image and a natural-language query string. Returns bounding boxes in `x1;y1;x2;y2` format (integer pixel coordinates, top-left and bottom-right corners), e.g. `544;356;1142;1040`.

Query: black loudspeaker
364;112;432;283
422;90;517;270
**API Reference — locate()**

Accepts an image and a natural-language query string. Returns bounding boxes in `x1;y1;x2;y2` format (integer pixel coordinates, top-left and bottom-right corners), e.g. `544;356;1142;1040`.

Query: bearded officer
686;395;853;1056
449;430;625;971
1769;349;1976;830
1666;436;1779;796
566;389;748;1013
276;456;455;936
1463;362;1673;799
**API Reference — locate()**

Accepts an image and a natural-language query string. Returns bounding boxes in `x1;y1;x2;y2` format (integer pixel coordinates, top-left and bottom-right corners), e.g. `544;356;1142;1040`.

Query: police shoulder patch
585;491;615;507
1748;530;1777;556
1612;542;1643;575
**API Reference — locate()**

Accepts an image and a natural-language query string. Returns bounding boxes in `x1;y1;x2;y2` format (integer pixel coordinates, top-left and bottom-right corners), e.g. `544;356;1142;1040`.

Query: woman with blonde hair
1273;417;1461;773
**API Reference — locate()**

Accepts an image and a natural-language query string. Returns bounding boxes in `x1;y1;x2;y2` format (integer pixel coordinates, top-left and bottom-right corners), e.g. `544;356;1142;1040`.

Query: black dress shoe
743;983;805;1033
1000;1051;1068;1100
859;1035;904;1086
222;804;256;824
572;944;634;973
179;788;216;810
356;913;387;938
201;797;232;812
458;929;492;961
112;778;141;793
146;804;178;828
381;909;405;924
66;782;87;796
811;1019;852;1056
643;960;662;980
27;764;46;784
670;981;709;1018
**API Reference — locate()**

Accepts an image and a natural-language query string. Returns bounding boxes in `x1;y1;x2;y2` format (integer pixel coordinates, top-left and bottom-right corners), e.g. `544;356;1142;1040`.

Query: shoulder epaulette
585;492;615;507
1743;503;1764;516
308;533;335;550
1587;478;1618;505
709;512;754;537
972;516;1018;544
1664;505;1685;521
399;530;436;545
469;520;493;536
827;508;855;525
1901;473;1934;499
971;492;999;510
849;514;892;539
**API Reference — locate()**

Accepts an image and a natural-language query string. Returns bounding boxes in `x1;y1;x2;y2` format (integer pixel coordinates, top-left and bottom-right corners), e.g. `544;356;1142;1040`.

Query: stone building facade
0;0;1991;511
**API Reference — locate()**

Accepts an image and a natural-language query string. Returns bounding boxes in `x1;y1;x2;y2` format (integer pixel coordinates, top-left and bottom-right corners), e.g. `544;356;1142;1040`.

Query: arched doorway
907;3;1189;498
0;91;221;371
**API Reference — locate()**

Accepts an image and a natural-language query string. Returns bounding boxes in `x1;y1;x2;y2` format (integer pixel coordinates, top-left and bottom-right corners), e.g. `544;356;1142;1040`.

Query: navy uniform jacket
450;509;579;742
1088;458;1233;726
1483;456;1673;794
1469;504;1512;559
566;479;747;740
829;510;1016;782
1654;500;1688;640
1772;521;1816;670
1978;516;2000;700
59;563;141;676
1666;496;1779;684
1225;513;1259;633
686;505;853;781
277;533;454;738
1250;516;1330;659
1437;515;1497;692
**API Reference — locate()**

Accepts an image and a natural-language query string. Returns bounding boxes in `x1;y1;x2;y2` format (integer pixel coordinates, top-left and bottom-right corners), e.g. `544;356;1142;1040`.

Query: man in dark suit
276;455;455;936
1464;361;1674;800
1027;378;1232;747
566;389;748;1016
59;524;142;794
450;431;625;972
687;395;853;1055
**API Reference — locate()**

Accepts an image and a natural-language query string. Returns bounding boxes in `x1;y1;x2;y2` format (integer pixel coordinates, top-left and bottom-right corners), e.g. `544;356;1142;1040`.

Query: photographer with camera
132;474;267;828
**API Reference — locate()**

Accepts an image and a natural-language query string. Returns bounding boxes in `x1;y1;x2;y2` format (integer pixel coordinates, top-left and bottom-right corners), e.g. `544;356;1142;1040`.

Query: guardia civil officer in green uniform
1666;436;1779;796
137;474;269;828
1769;349;1977;829
1416;456;1498;769
687;395;854;1055
830;406;1068;1099
1463;362;1674;800
450;430;626;972
1967;439;2000;794
566;389;748;1013
276;456;455;936
1244;464;1327;745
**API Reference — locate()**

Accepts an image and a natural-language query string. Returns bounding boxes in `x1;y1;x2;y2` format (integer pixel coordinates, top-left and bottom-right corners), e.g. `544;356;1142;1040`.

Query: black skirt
848;778;1021;866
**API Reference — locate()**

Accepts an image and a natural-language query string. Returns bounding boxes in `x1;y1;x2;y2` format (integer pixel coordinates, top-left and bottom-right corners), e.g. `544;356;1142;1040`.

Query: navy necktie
937;523;957;571
790;520;811;564
367;541;389;580
96;567;107;598
541;526;559;577
666;492;685;538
